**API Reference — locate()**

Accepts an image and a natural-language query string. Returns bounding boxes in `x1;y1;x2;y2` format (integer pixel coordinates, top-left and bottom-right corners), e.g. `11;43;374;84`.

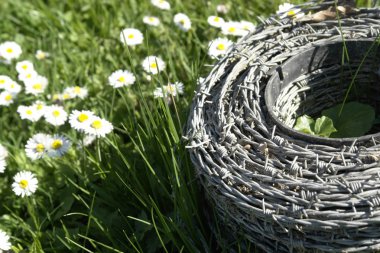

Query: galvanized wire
186;1;380;252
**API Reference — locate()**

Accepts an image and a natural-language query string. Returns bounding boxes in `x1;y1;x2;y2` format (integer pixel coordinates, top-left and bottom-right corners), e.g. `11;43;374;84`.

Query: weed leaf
322;102;375;137
293;115;315;135
314;116;337;137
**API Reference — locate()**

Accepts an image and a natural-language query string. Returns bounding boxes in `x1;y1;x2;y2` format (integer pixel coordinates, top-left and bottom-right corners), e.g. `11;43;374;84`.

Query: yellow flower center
19;179;28;189
52;110;60;117
287;10;296;16
5;94;12;101
22;65;28;70
26;109;33;115
128;34;134;39
91;120;102;129
149;17;155;22
63;93;71;100
74;86;81;94
77;113;89;122
0;79;4;84
26;74;32;78
6;48;13;53
36;143;45;153
36;52;46;60
52;94;60;100
150;62;157;69
51;139;63;150
166;85;176;94
36;104;43;110
179;19;185;25
214;17;220;22
217;43;225;50
33;83;42;90
118;76;126;82
228;27;236;33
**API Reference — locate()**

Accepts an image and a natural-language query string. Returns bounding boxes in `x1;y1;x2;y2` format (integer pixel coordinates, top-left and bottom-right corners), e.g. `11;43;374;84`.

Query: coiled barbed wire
186;1;380;252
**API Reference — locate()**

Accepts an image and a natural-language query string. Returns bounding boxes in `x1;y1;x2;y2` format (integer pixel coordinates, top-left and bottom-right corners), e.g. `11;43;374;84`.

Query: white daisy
144;74;152;82
207;16;225;28
46;135;71;158
16;60;34;74
35;50;50;60
0;230;11;251
173;13;191;31
240;20;255;32
0;41;22;61
32;100;47;119
277;3;303;19
292;11;305;19
153;87;164;98
166;82;184;96
276;3;294;15
44;105;68;126
59;91;74;101
33;100;45;109
69;110;95;131
0;75;12;89
142;56;165;75
17;105;41;122
151;0;170;10
56;89;84;101
83;134;96;146
221;21;249;37
25;133;50;160
208;38;234;59
84;116;113;138
18;69;38;83
0;144;8;160
0;159;6;173
154;82;184;98
143;16;160;26
63;86;88;99
216;4;229;14
25;75;48;95
281;8;303;19
12;171;38;197
0;91;16;106
0;144;7;173
108;70;136;88
197;77;205;85
120;28;144;46
5;80;22;94
50;93;62;101
74;89;87;99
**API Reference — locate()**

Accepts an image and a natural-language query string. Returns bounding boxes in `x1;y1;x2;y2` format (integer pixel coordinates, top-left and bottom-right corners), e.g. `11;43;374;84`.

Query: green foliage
294;115;337;137
314;116;337;138
322;102;375;138
293;115;314;135
294;102;375;138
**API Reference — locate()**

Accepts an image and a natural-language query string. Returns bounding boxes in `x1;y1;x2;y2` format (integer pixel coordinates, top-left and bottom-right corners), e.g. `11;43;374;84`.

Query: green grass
0;0;317;252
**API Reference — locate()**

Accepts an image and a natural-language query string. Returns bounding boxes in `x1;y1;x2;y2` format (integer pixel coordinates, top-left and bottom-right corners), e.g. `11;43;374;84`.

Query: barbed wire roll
186;1;380;252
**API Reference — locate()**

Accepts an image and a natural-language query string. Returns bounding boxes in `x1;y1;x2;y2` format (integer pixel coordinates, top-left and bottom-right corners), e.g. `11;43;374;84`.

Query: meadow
0;0;374;252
